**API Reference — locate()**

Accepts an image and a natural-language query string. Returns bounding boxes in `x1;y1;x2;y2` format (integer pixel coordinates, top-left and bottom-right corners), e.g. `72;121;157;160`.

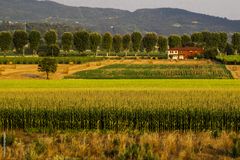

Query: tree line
0;30;239;57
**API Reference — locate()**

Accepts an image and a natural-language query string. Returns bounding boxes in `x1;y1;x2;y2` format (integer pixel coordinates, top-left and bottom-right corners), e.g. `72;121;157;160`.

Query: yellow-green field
0;80;239;132
0;79;239;89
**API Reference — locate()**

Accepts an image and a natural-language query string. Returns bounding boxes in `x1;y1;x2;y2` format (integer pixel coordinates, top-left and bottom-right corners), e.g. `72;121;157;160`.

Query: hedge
0;57;104;65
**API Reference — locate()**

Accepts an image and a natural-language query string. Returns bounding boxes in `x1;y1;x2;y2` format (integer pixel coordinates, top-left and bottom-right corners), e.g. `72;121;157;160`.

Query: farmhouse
168;47;204;60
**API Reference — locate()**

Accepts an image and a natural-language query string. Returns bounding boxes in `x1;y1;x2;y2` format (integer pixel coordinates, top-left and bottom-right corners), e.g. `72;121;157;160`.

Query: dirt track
226;65;240;79
0;59;220;80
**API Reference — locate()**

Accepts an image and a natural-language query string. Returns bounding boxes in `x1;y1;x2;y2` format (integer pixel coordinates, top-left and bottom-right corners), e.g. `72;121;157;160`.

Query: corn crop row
0;107;240;132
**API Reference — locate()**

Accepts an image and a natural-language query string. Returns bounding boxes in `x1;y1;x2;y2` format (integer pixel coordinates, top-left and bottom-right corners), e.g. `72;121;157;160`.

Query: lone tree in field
157;36;168;53
89;32;101;56
142;32;158;56
0;31;12;57
102;32;113;56
181;34;191;47
232;32;240;54
168;35;181;48
61;32;73;53
122;34;131;56
44;30;57;46
38;58;57;80
112;34;122;53
13;30;28;55
131;32;142;53
29;30;41;55
73;31;90;53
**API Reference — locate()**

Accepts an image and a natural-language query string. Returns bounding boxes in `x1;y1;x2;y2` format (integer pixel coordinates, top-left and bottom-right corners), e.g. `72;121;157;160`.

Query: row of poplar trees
0;30;240;56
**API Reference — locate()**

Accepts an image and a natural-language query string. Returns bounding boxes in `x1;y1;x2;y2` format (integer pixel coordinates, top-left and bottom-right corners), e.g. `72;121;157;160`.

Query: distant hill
0;0;240;35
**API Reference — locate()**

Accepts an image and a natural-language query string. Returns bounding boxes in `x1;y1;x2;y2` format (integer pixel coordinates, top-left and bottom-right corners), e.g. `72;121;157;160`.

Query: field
0;80;240;159
0;80;240;132
1;131;240;160
0;59;239;159
66;63;232;79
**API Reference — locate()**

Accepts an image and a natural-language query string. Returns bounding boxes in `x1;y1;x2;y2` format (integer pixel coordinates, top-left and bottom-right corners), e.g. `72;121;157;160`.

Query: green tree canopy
122;34;131;51
131;32;142;52
112;34;122;53
38;58;57;79
29;30;41;54
218;32;228;53
142;32;158;54
62;32;73;52
44;30;57;46
89;32;101;54
168;35;181;48
202;32;220;49
0;31;12;56
102;32;113;54
13;30;28;55
157;36;168;53
232;32;240;53
73;31;90;53
181;34;191;47
191;32;204;44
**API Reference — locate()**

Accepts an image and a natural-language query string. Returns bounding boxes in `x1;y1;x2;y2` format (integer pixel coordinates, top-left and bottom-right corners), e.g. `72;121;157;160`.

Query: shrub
204;48;218;59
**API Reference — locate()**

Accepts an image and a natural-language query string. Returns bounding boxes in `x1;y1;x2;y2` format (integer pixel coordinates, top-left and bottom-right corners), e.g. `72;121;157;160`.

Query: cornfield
0;88;239;132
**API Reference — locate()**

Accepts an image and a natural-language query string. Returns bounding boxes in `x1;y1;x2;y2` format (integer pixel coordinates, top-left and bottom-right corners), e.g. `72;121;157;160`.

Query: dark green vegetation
66;63;232;79
38;58;57;79
0;56;103;64
0;87;239;132
1;0;240;34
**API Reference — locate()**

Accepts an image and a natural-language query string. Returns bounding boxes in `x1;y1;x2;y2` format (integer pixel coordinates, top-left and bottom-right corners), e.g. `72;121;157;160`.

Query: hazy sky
51;0;240;20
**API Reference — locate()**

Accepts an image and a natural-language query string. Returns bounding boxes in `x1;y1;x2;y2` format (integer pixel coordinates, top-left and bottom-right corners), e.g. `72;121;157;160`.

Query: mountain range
0;0;240;35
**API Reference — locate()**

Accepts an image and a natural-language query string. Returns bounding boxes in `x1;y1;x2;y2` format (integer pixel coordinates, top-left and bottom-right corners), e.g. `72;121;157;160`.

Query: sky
51;0;240;20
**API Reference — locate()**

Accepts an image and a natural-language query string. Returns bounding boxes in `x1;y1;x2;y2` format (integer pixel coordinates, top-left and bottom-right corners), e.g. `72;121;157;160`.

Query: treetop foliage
102;32;113;52
89;32;101;53
0;31;12;52
29;30;41;53
142;32;158;53
13;30;28;54
131;32;142;52
73;31;90;53
62;32;73;52
44;30;57;46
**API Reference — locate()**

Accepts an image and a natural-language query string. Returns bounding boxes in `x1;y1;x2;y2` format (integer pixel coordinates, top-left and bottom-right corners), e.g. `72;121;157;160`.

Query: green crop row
66;64;232;79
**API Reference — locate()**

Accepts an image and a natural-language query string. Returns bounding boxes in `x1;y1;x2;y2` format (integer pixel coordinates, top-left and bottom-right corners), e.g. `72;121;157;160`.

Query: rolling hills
0;0;240;34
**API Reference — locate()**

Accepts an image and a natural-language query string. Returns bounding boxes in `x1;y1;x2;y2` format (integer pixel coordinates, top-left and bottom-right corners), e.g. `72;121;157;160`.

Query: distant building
168;47;204;60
